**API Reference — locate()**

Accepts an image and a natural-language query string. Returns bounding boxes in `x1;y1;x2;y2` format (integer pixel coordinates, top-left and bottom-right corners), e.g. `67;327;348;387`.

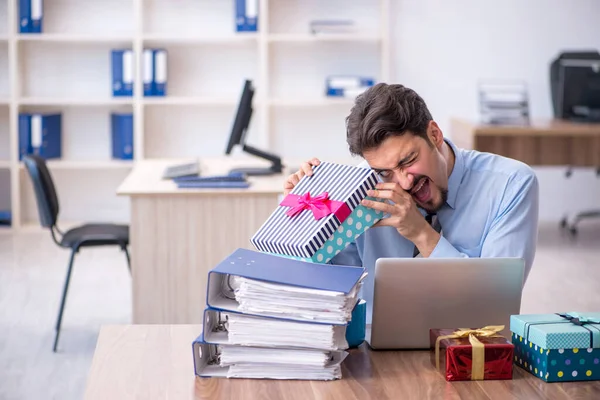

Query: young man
283;83;539;320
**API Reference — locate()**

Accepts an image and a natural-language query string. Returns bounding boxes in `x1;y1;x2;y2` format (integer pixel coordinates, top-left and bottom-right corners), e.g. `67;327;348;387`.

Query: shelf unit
1;0;391;230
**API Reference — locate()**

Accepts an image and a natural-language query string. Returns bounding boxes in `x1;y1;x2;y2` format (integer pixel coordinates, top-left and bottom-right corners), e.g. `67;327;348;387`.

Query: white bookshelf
2;0;391;230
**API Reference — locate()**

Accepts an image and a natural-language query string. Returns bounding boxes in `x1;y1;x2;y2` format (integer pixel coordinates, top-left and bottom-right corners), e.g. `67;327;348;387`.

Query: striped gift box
250;162;383;263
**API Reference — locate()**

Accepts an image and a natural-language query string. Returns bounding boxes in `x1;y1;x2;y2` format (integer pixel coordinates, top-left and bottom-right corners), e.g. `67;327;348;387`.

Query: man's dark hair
345;83;433;156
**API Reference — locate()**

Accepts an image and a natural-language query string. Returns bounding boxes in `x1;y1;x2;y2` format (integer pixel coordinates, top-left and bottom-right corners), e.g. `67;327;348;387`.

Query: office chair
560;167;600;236
22;155;131;352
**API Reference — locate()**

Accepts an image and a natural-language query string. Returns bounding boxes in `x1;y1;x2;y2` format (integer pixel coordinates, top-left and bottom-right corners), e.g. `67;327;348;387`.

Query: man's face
362;123;449;213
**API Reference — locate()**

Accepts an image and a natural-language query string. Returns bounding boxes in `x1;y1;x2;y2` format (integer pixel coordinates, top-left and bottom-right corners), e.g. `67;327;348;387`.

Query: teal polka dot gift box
250;162;383;264
510;312;600;382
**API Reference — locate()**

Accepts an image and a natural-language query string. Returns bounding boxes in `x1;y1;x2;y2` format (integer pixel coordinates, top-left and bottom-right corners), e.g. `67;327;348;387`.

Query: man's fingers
367;189;405;204
285;173;300;189
301;158;321;176
374;182;412;200
361;198;395;214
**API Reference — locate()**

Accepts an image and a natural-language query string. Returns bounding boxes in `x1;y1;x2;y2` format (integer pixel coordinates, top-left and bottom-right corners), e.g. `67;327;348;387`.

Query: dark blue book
111;113;134;160
111;49;133;97
235;0;258;32
18;0;31;33
18;114;32;160
31;113;62;159
0;210;11;226
19;113;62;159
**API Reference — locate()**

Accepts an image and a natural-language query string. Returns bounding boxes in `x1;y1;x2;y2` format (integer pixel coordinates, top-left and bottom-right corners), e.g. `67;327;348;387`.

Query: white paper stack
225;349;347;380
195;248;368;381
223;311;349;350
231;274;364;324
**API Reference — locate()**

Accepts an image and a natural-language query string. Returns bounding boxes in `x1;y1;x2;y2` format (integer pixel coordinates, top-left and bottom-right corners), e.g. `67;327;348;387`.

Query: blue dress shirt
329;138;539;322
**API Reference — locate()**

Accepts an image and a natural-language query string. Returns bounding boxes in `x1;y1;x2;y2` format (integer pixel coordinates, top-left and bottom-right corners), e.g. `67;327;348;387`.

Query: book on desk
172;171;251;189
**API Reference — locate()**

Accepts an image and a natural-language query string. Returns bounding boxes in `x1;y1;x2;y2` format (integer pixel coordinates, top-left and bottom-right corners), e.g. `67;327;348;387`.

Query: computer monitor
225;80;284;176
551;51;600;122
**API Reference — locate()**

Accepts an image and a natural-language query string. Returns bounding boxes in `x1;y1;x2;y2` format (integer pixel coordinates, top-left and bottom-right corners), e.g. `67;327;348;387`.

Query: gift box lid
251;162;379;259
430;328;513;349
510;312;600;350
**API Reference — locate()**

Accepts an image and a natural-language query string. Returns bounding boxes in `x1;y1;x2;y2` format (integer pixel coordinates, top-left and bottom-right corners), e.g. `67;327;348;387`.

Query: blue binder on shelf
142;48;167;96
206;248;365;324
30;0;43;33
18;114;32;160
153;49;167;96
19;113;62;159
143;49;154;97
325;76;375;97
111;49;133;97
235;0;258;32
0;210;11;226
19;0;43;33
18;0;31;33
111;113;134;160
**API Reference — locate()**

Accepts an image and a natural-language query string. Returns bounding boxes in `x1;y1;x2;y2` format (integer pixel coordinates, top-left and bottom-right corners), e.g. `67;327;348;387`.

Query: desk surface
452;118;600;136
84;325;600;400
116;158;289;196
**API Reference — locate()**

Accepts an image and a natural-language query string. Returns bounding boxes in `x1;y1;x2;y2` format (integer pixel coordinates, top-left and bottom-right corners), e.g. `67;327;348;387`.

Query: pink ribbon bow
280;192;351;222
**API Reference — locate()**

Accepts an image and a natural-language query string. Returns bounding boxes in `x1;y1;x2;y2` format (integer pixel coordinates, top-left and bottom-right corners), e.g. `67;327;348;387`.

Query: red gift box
429;326;514;381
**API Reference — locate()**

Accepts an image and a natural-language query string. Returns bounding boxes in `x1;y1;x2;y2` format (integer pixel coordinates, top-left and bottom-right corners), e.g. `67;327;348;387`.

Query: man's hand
362;182;441;257
283;158;321;195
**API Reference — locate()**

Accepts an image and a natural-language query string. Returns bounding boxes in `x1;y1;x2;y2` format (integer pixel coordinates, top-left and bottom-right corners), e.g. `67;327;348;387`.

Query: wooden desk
117;158;286;324
84;325;600;400
450;118;600;167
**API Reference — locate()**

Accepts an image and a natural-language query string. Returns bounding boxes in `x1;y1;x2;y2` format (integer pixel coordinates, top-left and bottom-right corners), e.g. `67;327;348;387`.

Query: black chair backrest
22;155;59;228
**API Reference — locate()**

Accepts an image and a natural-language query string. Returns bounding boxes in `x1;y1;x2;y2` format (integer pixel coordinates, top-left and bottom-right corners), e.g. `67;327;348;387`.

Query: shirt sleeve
327;241;363;267
429;169;539;282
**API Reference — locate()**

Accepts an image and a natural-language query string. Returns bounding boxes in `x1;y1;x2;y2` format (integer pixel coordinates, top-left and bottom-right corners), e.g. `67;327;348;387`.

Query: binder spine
30;114;42;156
37;114;62;159
112;50;124;96
112;49;133;97
30;0;43;33
143;49;154;97
153;49;167;96
19;0;31;33
122;50;134;96
18;114;31;160
235;0;258;32
111;113;134;160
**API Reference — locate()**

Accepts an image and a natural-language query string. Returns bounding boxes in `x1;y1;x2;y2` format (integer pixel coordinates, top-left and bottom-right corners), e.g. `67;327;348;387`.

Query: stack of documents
193;248;366;380
232;275;361;324
203;309;349;351
478;81;530;125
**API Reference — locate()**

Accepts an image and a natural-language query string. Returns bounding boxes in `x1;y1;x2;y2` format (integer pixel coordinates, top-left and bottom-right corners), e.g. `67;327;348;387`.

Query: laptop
367;257;525;350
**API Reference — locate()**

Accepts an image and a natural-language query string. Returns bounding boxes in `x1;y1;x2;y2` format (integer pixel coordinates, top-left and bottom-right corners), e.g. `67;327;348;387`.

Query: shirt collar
444;137;463;210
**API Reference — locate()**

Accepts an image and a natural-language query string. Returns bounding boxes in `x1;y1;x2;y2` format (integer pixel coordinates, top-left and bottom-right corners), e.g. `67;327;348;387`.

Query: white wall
391;0;600;222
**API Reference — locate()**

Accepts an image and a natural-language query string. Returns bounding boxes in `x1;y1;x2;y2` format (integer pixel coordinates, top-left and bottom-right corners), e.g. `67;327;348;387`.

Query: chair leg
53;248;77;352
124;246;131;274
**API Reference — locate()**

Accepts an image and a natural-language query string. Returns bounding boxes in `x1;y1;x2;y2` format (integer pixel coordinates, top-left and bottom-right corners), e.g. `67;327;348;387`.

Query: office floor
0;222;599;400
